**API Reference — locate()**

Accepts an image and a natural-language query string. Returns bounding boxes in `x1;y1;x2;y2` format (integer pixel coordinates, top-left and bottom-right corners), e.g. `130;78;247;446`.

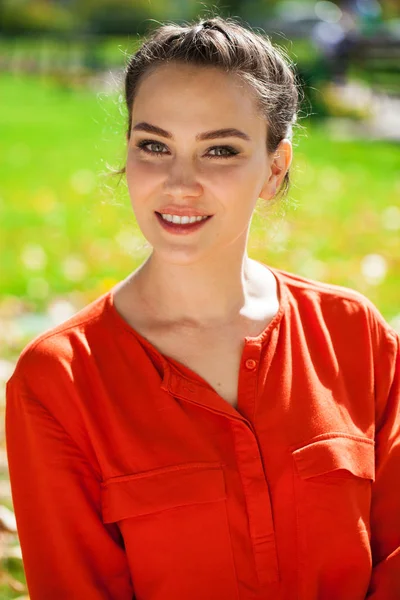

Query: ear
259;139;293;201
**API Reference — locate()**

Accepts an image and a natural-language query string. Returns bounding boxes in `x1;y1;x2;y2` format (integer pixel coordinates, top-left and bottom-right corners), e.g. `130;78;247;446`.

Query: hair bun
201;20;231;41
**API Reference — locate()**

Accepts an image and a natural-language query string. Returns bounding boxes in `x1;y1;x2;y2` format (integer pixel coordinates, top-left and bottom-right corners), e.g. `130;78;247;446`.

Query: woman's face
125;61;291;266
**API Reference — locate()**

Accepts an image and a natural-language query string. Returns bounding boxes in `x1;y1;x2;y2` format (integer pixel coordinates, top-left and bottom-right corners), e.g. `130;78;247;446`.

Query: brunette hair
116;15;303;200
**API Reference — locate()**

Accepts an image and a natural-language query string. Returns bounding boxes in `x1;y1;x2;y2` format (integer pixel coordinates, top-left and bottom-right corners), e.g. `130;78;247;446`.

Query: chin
152;244;215;267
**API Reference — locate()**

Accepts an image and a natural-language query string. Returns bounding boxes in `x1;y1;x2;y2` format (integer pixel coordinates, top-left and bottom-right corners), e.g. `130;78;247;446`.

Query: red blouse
5;265;400;599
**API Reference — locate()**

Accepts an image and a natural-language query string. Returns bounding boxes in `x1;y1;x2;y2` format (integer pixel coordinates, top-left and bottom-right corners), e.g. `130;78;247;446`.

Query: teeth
160;214;208;224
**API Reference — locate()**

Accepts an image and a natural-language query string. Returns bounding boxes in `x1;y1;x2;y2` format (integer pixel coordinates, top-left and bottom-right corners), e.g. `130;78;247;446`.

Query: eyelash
135;140;239;159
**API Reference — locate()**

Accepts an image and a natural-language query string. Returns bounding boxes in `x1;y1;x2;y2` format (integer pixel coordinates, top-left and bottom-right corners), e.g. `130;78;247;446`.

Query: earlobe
259;184;276;203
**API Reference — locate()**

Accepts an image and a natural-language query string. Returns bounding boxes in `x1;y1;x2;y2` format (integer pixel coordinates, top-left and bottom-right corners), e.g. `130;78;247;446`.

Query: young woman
5;16;399;600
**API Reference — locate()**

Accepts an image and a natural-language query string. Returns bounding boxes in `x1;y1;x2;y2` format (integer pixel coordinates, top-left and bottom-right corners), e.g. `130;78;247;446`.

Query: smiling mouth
155;211;212;234
156;212;211;224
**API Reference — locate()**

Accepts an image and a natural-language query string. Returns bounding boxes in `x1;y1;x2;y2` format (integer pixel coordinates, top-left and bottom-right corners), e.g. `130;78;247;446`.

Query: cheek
216;160;260;188
214;165;261;206
206;163;251;191
127;153;157;178
126;156;163;200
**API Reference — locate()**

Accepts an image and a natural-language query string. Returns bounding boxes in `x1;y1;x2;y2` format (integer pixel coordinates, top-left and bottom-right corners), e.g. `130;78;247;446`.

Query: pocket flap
292;435;375;481
101;463;226;524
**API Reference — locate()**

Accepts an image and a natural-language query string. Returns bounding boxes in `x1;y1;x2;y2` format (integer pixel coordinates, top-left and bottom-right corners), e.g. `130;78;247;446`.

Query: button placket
238;342;261;420
231;420;280;587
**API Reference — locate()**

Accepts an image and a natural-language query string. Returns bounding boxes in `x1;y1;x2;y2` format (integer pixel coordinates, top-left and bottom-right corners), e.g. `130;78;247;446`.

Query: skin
119;61;292;331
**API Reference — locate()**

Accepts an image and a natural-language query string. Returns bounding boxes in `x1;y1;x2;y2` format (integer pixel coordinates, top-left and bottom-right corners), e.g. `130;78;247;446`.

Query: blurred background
0;0;399;596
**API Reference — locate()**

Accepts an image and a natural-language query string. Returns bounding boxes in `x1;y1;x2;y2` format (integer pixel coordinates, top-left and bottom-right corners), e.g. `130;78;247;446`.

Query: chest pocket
291;434;375;600
100;462;239;600
292;434;375;481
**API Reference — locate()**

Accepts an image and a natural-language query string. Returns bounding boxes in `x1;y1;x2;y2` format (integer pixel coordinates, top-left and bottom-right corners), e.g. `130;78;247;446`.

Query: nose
163;157;202;199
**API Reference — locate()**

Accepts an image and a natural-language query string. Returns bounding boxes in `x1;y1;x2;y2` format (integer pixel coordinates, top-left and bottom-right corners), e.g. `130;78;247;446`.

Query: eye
136;140;168;155
206;146;239;159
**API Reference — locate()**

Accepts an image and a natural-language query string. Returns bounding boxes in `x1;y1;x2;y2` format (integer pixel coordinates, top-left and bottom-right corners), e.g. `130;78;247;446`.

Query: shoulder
8;290;112;389
276;266;372;306
272;266;397;345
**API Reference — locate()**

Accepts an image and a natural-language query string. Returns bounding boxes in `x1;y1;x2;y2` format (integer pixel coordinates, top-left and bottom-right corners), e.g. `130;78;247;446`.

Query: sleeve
366;327;400;598
5;374;134;600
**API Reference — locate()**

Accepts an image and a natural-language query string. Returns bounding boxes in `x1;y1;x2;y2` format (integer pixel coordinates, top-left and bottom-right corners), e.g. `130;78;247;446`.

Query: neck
132;245;274;330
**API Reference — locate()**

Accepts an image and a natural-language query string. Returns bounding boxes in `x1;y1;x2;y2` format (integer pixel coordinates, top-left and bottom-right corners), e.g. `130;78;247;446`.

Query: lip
155;211;212;235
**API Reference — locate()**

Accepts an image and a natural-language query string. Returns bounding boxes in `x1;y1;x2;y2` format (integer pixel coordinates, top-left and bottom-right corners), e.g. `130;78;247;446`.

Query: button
245;358;257;370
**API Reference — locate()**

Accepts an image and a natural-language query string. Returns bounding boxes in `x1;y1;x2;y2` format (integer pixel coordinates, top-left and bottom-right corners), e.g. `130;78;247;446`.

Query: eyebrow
131;121;251;142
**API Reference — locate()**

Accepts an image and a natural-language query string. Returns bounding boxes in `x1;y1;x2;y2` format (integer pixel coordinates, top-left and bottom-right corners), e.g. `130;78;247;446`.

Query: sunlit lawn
0;68;399;597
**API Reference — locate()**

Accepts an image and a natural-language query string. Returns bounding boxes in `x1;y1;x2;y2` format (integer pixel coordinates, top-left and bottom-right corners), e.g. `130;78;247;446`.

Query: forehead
132;62;262;125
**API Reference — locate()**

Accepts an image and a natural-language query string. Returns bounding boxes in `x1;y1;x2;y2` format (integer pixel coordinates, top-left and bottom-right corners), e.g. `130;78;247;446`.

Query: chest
113;283;277;409
169;340;243;407
135;326;243;407
140;318;271;408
